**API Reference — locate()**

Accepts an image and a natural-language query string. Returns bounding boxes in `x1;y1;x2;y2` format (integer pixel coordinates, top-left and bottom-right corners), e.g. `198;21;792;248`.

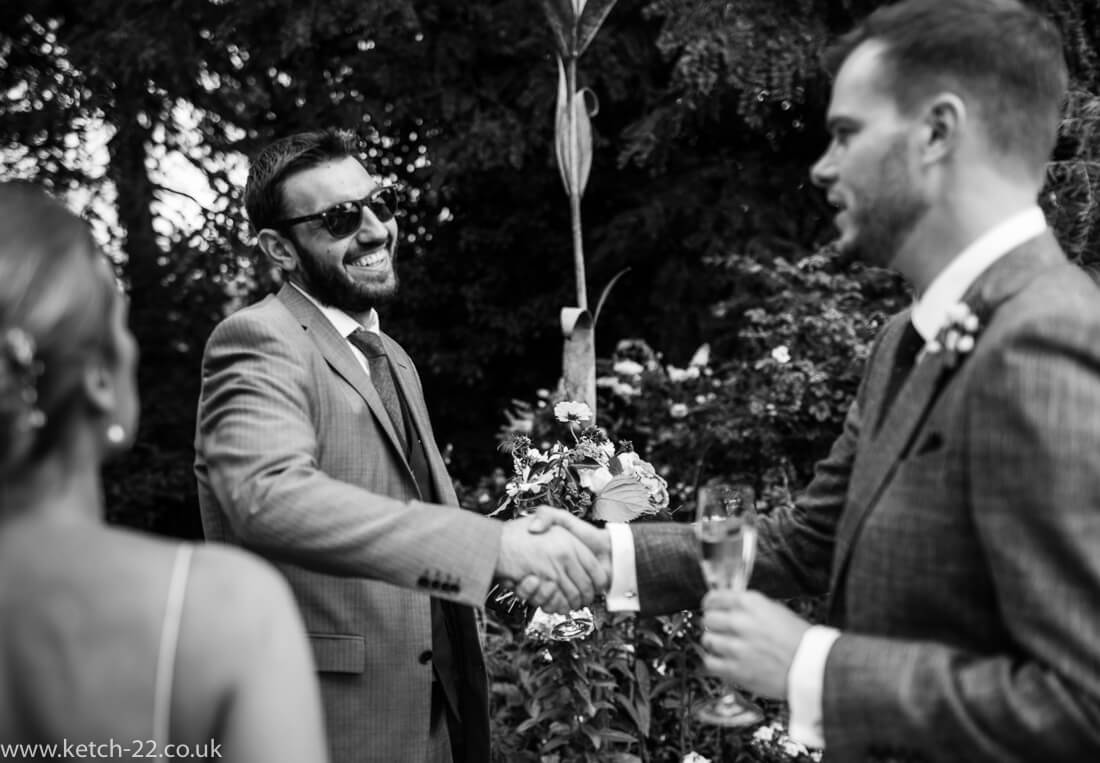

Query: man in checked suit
530;0;1100;760
194;128;607;763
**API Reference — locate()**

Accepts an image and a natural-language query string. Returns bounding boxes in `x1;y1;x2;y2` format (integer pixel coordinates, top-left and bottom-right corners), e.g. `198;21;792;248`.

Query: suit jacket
195;284;499;763
632;234;1100;762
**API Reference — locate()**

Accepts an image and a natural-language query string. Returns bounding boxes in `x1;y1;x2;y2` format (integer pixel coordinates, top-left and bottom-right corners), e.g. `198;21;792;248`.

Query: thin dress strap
153;544;194;749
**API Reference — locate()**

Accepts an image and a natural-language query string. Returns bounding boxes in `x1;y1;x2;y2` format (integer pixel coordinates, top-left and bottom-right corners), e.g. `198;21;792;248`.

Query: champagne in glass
693;483;765;728
699;516;757;592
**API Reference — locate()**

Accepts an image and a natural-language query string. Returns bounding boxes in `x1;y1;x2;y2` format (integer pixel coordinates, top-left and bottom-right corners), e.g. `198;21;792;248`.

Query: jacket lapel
277;285;412;465
831;327;952;601
381;336;460;505
829;233;1066;610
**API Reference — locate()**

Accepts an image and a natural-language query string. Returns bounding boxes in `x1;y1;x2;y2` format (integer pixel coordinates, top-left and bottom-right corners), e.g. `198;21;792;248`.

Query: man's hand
510;507;611;612
495;512;610;613
701;590;811;699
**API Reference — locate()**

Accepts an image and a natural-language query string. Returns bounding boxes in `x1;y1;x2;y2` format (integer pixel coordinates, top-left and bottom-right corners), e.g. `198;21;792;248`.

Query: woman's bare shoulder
186;542;296;618
168;543;307;741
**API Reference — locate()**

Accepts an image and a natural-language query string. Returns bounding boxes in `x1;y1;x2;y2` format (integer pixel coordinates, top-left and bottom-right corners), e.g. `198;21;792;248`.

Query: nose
356;203;391;239
810;146;836;189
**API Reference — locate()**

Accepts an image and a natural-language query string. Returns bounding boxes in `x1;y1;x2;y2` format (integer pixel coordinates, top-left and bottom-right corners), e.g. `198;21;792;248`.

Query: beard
842;136;929;269
295;240;399;314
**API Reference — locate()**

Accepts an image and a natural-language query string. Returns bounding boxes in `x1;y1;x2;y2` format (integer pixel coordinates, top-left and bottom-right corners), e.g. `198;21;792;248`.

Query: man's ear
82;361;116;418
919;92;966;165
257;228;300;273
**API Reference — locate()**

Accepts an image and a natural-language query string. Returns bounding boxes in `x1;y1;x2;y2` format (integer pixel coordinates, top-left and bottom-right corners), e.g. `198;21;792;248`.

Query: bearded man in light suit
195;128;606;763
531;1;1100;760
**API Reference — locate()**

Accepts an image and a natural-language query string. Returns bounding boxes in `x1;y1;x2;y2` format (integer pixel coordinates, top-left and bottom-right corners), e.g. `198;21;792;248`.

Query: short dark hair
243;128;366;233
823;0;1067;171
0;182;117;475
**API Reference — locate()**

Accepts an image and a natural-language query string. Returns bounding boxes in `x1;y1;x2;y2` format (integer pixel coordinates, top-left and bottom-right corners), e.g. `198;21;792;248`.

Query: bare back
0;517;326;762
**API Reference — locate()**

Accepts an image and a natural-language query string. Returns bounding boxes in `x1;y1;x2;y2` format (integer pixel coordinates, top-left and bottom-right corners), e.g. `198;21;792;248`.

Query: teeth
350;250;386;268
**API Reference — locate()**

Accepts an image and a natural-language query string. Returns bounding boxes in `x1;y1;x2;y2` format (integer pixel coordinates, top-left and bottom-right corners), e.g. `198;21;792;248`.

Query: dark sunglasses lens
366;187;397;222
323;202;363;238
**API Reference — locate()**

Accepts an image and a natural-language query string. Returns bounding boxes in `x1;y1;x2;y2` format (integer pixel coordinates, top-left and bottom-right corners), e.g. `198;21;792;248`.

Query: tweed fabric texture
632;236;1100;762
195;284;498;763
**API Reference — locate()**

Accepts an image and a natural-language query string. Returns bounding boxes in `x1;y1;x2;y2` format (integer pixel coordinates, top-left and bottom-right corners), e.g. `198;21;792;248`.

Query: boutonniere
922;302;981;368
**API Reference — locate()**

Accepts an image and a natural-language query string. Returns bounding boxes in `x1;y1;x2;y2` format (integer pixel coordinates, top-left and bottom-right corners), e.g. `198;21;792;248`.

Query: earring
106;424;126;445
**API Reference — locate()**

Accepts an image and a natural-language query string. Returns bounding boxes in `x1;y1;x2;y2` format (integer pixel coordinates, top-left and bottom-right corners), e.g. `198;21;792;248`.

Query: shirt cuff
604;523;640;612
786;625;841;749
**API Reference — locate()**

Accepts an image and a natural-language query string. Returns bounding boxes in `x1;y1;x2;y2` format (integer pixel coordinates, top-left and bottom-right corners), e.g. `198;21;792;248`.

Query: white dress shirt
289;282;381;375
606;205;1049;747
605;524;641;611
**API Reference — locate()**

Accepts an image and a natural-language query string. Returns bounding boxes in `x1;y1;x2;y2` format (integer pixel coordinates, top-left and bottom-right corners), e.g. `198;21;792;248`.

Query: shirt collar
289;282;380;338
910;206;1046;342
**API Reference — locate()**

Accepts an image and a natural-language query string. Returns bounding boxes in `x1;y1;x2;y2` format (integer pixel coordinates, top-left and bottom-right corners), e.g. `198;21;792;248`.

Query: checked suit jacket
631;234;1100;762
195;283;499;763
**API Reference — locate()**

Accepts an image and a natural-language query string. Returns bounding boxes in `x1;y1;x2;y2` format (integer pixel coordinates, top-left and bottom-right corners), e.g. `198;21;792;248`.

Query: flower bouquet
491;400;671;639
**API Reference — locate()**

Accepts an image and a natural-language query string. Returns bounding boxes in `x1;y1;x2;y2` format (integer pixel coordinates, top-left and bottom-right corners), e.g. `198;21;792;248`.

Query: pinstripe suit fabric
195;284;499;762
631;236;1100;761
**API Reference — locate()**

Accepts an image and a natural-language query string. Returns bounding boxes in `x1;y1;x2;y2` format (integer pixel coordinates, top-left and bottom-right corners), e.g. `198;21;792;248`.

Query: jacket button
418;650;433;664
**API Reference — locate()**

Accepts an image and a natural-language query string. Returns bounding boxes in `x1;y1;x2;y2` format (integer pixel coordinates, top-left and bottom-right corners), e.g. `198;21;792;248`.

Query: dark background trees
2;0;1097;539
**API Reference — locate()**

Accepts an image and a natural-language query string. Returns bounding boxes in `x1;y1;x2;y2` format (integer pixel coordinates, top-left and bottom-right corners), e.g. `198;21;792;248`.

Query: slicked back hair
0;182;117;476
244;128;366;233
823;0;1068;172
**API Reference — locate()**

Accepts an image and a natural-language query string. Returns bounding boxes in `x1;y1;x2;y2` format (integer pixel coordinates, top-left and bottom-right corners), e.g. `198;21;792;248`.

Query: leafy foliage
1046;89;1100;269
472;279;893;759
484;605;805;763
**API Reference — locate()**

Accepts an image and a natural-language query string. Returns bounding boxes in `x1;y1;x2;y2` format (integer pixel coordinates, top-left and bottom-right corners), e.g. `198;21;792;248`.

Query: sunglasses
276;185;401;239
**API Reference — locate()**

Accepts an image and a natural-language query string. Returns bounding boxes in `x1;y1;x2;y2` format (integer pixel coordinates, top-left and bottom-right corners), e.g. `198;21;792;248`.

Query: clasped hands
494;508;810;698
494;507;610;614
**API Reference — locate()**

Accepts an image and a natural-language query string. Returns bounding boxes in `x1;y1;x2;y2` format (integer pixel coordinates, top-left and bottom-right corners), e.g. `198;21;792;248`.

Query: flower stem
566;56;587;310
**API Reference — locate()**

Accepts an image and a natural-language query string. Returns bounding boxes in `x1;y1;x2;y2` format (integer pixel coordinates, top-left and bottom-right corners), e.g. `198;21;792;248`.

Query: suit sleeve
196;312;501;607
631;389;863;615
822;311;1100;761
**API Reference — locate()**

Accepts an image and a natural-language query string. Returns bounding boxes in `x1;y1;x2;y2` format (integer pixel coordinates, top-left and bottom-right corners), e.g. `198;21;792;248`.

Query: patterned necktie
349;329;461;723
347;329;408;452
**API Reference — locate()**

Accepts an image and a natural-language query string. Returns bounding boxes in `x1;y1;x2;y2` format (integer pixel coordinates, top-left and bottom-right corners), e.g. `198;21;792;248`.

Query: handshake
494;507;612;614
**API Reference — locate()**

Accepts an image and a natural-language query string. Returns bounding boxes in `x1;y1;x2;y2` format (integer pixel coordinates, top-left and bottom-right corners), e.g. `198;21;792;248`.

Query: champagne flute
515;499;595;641
694;483;765;727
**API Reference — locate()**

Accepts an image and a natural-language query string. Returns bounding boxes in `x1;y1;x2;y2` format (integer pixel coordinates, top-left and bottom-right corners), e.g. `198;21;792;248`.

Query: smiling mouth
346;248;388;269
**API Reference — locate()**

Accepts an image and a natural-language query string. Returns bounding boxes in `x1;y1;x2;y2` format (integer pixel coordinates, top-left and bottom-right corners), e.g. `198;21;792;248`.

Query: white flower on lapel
923;302;981;368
